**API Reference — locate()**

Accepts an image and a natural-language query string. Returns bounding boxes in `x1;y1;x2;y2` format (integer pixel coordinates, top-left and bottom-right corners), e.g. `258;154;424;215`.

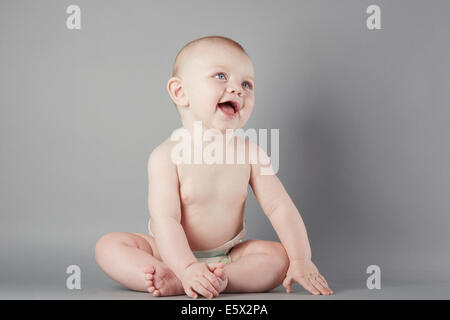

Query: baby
95;35;333;298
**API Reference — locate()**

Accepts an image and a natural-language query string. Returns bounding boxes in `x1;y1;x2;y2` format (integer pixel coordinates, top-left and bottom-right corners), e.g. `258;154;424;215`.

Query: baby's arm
249;142;333;295
147;144;220;298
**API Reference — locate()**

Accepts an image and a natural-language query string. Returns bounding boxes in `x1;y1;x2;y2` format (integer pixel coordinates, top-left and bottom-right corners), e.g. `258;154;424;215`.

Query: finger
193;281;215;299
214;267;225;279
199;276;219;297
310;277;330;295
314;276;329;290
315;275;333;294
282;276;292;293
318;274;329;287
207;262;225;272
185;286;198;299
203;272;220;293
298;277;320;295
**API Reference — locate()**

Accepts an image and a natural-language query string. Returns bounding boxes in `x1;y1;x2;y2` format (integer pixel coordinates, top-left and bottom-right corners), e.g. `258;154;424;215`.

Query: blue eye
215;73;227;80
242;81;252;90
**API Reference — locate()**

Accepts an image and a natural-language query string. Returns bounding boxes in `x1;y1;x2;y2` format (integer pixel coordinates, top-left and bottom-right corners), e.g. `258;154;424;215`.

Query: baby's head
167;36;255;133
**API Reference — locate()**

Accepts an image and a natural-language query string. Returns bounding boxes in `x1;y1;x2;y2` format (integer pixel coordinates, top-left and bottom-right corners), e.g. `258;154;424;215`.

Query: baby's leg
224;240;289;293
95;232;184;295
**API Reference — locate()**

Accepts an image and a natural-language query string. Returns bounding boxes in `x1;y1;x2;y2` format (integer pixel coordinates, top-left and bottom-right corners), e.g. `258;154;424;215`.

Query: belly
181;202;246;251
177;162;250;251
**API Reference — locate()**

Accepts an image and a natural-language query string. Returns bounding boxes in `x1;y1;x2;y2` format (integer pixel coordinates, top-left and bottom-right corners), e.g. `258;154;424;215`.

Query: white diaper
147;218;247;264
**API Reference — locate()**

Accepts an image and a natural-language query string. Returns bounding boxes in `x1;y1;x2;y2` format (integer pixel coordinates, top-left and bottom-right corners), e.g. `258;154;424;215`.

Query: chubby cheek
240;98;255;122
190;87;219;116
197;85;222;110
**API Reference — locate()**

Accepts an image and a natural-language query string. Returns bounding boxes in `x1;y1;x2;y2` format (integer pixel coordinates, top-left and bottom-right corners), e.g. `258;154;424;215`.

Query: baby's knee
95;232;126;260
267;242;289;273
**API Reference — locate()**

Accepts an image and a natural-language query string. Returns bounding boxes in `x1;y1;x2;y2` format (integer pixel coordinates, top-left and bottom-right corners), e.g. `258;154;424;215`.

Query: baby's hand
181;262;221;299
283;259;333;295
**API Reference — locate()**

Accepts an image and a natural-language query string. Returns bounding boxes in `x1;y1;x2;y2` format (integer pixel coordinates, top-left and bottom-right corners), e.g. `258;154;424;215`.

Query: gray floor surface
2;281;449;300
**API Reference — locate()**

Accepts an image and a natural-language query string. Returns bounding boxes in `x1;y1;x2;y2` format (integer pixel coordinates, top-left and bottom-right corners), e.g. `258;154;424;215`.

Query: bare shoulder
242;138;274;177
234;135;259;156
238;137;269;163
147;136;179;174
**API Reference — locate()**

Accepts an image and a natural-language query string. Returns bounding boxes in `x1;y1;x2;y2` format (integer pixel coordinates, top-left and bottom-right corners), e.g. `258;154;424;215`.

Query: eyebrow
210;65;254;81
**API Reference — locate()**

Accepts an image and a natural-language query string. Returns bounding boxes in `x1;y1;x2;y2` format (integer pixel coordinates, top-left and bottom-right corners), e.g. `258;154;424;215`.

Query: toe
153;290;160;297
143;265;155;274
145;273;153;280
145;280;153;287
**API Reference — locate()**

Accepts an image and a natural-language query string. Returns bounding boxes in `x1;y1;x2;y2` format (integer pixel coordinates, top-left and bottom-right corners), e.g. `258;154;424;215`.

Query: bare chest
177;163;250;206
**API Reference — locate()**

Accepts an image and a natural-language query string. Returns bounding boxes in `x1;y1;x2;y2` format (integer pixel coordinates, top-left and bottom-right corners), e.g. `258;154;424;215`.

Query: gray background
1;0;449;299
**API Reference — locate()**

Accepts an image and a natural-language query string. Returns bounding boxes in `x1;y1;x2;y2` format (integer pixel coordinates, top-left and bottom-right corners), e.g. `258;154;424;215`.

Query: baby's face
181;42;255;132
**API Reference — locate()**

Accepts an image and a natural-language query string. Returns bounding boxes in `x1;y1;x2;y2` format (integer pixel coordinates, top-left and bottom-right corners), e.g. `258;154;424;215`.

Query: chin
214;126;231;134
217;123;242;133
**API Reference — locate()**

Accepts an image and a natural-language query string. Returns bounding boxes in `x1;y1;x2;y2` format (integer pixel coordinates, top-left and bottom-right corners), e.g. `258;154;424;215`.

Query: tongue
219;104;235;115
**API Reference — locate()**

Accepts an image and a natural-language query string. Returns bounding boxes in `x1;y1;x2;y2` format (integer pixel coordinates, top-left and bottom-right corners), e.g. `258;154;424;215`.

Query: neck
177;119;236;152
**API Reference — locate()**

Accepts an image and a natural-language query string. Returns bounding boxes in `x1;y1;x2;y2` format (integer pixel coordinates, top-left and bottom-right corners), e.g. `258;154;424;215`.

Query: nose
226;84;243;97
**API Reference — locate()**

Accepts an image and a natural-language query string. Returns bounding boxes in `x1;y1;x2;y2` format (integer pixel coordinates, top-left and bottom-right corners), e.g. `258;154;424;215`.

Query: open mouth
217;100;239;117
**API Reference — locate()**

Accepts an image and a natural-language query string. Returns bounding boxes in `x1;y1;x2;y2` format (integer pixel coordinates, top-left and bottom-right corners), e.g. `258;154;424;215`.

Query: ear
167;77;188;107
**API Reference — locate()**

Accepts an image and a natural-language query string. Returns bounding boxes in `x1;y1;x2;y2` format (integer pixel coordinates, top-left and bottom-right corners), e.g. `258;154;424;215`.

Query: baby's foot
143;265;184;297
208;262;228;293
